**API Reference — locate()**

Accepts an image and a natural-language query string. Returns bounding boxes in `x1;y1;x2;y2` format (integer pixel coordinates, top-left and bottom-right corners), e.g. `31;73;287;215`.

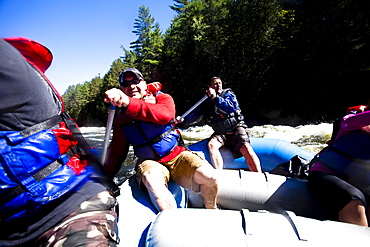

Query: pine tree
129;5;164;79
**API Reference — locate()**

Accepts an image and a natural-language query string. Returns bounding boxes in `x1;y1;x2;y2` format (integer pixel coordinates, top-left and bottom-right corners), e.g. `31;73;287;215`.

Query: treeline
62;0;370;127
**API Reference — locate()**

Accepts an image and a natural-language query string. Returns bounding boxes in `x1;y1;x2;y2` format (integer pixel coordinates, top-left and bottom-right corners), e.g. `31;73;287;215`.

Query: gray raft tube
188;137;331;220
188;170;329;220
146;208;370;247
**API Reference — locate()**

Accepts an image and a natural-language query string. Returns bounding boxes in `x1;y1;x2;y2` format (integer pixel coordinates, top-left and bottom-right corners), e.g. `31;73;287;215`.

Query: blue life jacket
121;119;180;160
313;130;370;194
207;88;245;134
0;115;93;224
0;38;119;226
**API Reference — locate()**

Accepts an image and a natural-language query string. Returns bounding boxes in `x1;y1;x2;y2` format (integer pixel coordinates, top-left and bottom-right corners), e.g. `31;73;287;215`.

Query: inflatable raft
146;208;370;247
117;177;186;247
116;137;370;246
189;137;314;171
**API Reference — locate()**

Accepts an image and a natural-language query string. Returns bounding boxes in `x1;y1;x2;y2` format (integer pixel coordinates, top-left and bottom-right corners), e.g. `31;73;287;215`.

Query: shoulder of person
223;88;234;94
155;92;174;101
219;88;235;97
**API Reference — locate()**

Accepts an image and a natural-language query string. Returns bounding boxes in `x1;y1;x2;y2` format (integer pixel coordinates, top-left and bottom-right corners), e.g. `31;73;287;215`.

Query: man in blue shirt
180;77;261;171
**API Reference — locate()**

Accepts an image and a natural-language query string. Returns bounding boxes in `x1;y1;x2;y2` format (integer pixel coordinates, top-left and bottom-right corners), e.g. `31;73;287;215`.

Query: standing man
104;68;218;211
179;77;261;171
0;38;119;246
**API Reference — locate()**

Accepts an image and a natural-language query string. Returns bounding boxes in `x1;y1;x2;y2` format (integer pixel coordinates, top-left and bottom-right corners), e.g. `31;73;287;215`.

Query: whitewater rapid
80;123;333;182
80;123;333;154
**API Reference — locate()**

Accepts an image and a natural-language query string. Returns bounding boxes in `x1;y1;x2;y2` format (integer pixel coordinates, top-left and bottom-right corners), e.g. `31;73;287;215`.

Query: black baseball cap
119;68;144;84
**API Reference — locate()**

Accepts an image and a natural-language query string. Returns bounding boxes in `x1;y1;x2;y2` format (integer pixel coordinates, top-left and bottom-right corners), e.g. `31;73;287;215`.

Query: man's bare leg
193;165;219;209
240;143;262;172
339;199;368;226
141;167;177;211
208;137;224;169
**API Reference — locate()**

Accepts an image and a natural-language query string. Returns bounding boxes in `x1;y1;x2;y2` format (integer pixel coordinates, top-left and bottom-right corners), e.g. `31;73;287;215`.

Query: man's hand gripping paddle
101;82;163;165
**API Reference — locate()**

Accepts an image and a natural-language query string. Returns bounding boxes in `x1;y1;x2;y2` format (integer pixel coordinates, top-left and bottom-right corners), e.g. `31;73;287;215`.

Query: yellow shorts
136;150;208;191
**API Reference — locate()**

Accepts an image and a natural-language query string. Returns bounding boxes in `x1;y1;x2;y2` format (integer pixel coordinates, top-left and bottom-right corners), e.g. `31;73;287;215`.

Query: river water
80;123;333;183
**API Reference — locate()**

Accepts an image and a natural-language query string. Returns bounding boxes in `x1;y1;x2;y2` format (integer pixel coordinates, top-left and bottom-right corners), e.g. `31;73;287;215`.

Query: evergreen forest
62;0;370;127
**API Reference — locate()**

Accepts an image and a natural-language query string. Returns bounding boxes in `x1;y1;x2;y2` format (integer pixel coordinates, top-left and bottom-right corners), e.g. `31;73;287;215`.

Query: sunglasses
120;78;141;87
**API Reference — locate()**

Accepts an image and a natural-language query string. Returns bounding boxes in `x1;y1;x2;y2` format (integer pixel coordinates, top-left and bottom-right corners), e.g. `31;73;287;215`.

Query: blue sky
0;0;176;94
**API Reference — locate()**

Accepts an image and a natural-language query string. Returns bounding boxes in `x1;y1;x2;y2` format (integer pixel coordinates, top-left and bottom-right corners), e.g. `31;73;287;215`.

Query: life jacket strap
0;156;68;206
60;111;120;197
2;112;120;205
33;159;62;182
133;124;176;149
1;185;24;206
20;115;63;138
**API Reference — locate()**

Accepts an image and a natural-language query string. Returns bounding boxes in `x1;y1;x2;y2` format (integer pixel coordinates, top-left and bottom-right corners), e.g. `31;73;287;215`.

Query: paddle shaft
180;94;208;119
101;105;116;164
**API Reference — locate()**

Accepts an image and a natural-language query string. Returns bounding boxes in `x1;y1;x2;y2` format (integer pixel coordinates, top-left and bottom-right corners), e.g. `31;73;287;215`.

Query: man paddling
178;76;261;171
103;68;219;211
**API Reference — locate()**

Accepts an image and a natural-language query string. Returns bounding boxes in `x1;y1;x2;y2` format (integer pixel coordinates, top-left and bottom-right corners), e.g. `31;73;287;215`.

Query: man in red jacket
104;68;219;211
